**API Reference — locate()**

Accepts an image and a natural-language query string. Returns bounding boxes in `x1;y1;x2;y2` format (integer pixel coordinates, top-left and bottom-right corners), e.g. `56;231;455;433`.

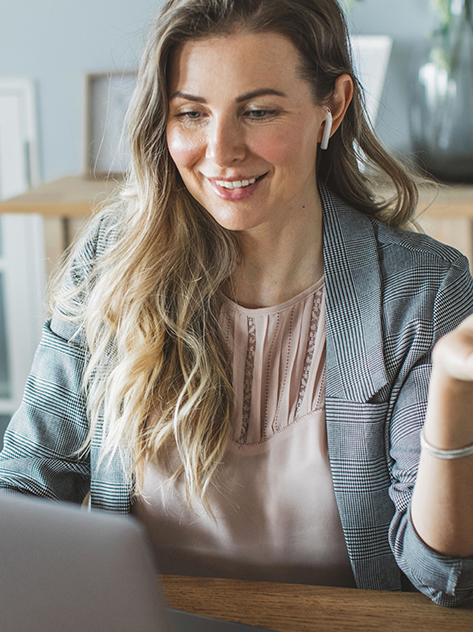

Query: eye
244;108;278;121
177;111;205;120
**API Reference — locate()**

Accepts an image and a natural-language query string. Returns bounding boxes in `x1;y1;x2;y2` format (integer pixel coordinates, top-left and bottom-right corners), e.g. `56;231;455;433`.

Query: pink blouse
133;277;355;587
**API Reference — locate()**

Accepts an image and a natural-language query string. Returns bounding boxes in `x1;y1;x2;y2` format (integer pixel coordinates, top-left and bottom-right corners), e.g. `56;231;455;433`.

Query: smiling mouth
213;174;266;190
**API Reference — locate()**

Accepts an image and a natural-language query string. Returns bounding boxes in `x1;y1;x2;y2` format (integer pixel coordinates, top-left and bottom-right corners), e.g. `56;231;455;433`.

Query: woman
1;0;473;606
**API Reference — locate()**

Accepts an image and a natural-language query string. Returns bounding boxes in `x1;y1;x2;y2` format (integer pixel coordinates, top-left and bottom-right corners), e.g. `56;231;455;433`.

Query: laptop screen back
0;493;171;632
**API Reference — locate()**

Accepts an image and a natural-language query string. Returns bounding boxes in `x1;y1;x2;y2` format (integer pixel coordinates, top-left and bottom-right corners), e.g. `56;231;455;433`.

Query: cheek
166;128;203;172
252;125;316;167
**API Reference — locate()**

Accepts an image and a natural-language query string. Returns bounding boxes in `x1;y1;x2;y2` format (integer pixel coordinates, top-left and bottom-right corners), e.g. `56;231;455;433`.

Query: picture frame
83;71;137;178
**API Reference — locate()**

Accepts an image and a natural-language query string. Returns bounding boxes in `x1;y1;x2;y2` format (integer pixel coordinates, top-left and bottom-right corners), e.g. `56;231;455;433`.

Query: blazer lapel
321;187;388;402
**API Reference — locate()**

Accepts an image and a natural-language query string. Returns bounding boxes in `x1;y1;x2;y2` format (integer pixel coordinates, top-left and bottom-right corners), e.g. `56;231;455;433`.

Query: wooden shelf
0;175;122;217
417;183;473;219
0;175;471;219
1;176;472;272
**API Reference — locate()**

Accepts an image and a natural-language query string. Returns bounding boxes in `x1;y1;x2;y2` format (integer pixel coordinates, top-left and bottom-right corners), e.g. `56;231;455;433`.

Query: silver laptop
0;492;274;632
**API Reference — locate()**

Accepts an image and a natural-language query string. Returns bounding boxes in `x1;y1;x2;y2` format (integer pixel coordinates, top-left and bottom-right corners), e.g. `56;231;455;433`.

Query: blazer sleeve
0;213;115;503
388;254;473;606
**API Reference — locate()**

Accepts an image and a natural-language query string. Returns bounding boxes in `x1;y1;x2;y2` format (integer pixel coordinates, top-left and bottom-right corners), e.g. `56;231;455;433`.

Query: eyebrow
169;88;288;103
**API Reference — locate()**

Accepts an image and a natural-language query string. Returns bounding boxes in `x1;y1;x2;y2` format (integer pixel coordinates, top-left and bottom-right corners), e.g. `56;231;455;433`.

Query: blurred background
0;0;470;444
0;0;440;181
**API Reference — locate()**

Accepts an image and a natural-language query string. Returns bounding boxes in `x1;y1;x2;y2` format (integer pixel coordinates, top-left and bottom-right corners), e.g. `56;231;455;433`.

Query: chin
209;214;263;232
194;193;267;232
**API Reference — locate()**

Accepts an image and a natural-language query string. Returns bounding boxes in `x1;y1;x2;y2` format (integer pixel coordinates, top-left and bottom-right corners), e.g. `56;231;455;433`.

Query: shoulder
323;187;473;332
323;186;471;289
72;208;121;269
372;216;469;273
323;185;468;272
370;216;473;315
60;208;122;291
370;215;473;343
51;208;122;342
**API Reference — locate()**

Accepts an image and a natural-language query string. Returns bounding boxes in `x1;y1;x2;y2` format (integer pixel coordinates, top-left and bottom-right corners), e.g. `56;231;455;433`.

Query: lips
215;177;257;190
206;173;267;200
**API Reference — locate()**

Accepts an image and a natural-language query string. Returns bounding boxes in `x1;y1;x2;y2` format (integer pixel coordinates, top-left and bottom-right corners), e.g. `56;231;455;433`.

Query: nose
205;116;246;166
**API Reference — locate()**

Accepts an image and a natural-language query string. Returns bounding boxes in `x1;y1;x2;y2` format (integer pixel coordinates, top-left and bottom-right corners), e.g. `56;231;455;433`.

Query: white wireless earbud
321;108;332;150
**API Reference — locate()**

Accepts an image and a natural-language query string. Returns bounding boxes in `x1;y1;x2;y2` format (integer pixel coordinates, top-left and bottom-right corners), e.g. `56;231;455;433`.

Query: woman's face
166;30;327;234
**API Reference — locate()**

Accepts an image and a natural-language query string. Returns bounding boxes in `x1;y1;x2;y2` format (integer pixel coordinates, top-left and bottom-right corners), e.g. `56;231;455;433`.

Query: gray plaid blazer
2;187;473;605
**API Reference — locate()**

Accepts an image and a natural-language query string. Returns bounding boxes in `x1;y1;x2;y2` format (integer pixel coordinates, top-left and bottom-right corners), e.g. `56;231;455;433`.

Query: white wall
0;0;164;181
0;0;438;181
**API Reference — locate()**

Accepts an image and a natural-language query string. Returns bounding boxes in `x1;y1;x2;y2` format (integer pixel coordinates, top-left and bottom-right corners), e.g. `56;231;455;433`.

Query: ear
318;74;354;143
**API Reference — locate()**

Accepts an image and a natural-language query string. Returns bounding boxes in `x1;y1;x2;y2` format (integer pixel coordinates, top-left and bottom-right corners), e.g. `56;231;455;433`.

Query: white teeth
215;177;257;189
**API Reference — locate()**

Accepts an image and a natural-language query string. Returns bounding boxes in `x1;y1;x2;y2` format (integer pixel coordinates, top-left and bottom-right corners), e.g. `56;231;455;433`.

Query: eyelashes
245;109;278;120
177;111;204;120
173;108;280;125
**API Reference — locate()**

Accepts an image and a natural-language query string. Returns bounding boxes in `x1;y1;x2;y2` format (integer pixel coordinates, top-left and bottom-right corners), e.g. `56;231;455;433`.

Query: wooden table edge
160;575;473;632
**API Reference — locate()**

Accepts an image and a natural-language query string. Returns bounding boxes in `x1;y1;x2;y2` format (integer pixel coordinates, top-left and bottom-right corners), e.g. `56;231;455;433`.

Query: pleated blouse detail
219;276;325;451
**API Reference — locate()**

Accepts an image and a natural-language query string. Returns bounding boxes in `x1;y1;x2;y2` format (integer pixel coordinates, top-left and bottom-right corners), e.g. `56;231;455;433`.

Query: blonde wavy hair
53;0;419;513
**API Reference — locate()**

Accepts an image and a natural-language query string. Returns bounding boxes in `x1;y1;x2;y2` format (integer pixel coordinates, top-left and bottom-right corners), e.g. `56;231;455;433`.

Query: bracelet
420;428;473;460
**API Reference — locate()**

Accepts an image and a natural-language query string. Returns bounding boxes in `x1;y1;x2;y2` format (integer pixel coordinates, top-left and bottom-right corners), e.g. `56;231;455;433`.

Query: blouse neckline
221;275;325;317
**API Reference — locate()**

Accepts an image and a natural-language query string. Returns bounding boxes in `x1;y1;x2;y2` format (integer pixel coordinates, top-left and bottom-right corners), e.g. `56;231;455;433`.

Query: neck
226;196;324;309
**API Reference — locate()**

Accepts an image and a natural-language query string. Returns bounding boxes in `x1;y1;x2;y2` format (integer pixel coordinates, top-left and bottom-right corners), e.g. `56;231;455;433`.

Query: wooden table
161;575;473;632
0;175;472;271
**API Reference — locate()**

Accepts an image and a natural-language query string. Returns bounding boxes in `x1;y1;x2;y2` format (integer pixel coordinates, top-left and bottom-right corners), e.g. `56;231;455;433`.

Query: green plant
432;0;472;30
430;0;473;73
341;0;363;10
